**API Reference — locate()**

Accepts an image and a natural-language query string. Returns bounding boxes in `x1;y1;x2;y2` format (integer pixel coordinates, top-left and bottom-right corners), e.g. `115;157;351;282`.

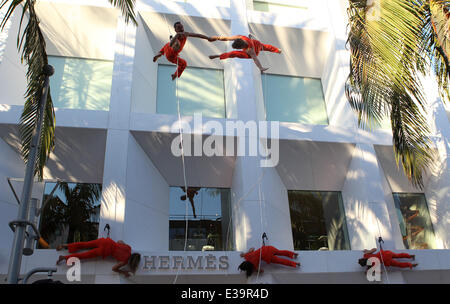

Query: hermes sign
142;254;229;270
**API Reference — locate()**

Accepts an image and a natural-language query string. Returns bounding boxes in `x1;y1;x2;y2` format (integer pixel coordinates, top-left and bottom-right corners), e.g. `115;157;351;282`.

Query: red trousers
161;44;187;78
384;252;414;268
245;246;297;269
219;44;280;60
267;249;297;268
366;250;414;268
64;238;112;261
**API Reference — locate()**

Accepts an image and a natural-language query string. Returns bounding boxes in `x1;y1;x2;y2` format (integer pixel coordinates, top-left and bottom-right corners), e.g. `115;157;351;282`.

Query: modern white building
0;0;449;284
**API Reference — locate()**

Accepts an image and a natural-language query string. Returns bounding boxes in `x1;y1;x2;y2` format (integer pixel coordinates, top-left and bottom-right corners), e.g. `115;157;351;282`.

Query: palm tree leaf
427;0;450;102
346;0;435;188
108;0;137;25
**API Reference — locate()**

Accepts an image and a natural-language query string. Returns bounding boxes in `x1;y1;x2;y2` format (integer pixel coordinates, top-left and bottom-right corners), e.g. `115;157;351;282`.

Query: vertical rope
173;55;190;285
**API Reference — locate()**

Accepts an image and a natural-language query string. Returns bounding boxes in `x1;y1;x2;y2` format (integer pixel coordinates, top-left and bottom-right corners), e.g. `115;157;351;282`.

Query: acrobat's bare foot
296;262;301;268
293;253;299;259
56;255;65;265
171;74;177;81
278;49;282;54
412;263;418;268
209;55;219;60
410;255;415;261
260;67;269;73
56;244;66;251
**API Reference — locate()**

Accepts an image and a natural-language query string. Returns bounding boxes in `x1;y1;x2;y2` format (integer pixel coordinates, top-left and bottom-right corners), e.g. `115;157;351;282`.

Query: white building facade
0;0;449;284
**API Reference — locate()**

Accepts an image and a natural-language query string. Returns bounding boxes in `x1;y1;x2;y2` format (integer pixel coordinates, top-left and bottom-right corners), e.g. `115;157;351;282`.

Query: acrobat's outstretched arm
153;50;163;62
211;35;242;41
112;261;131;277
185;32;216;42
248;48;268;73
363;248;377;254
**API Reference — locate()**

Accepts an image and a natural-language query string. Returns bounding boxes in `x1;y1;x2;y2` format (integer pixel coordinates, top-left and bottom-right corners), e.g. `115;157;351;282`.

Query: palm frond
426;0;450;102
346;0;435;188
1;0;55;180
108;0;137;25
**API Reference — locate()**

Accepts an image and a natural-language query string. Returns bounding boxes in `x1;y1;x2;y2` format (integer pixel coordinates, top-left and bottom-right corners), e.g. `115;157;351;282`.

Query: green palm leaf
0;0;137;180
346;0;447;189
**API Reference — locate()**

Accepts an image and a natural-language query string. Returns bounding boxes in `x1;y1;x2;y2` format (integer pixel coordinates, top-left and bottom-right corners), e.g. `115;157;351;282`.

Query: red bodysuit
160;35;188;78
244;245;297;270
219;35;281;60
364;250;414;269
64;238;131;263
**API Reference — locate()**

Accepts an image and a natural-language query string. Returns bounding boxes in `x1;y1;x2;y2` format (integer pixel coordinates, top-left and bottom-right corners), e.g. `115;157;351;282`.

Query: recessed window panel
157;65;226;118
262;74;328;125
48;56;113;111
393;193;436;249
169;187;233;251
288;190;350;250
38;182;102;249
253;0;308;13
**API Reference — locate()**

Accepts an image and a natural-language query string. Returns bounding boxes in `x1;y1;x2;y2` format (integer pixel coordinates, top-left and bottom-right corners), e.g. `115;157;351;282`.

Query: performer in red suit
153;21;215;80
359;248;418;269
209;34;282;72
238;245;300;277
56;238;141;277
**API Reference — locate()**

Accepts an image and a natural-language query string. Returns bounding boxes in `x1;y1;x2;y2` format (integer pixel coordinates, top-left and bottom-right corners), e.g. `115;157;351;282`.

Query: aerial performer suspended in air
238;246;300;277
153;21;216;80
358;248;418;269
209;34;282;72
56;238;141;277
180;186;201;218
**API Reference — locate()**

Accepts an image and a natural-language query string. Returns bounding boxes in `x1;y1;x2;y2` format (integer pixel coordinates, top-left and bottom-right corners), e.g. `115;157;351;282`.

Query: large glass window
157;65;226;118
48;56;113;111
253;0;308;13
393;193;436;249
169;187;233;251
38;182;102;249
262;74;328;125
288;190;350;250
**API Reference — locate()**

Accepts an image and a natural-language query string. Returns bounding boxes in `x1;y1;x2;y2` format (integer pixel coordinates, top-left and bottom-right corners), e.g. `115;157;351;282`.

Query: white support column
424;80;450;249
99;18;137;241
342;143;406;283
322;0;358;129
227;4;292;286
342;143;399;250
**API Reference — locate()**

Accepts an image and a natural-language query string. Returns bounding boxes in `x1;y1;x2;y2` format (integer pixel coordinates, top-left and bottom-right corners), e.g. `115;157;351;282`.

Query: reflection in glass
262;74;328;125
38;182;102;249
253;0;307;13
156;65;226;118
393;193;436;249
288;191;350;251
169;187;233;251
48;56;113;111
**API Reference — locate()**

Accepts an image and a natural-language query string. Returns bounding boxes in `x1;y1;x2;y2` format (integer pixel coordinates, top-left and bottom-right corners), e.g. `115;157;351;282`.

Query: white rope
161;13;190;285
375;217;391;284
173;56;190;285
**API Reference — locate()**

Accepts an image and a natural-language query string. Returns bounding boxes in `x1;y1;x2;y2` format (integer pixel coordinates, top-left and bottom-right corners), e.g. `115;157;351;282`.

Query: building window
38;182;102;249
288;190;350;250
48;56;113;111
393;193;437;249
169;187;233;251
262;74;328;125
253;0;308;13
157;65;226;118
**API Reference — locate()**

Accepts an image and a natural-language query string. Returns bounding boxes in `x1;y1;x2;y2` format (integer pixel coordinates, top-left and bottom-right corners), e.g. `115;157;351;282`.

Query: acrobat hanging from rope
153;21;216;80
238;236;300;278
180;186;201;218
358;242;418;270
209;34;282;73
56;234;141;277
